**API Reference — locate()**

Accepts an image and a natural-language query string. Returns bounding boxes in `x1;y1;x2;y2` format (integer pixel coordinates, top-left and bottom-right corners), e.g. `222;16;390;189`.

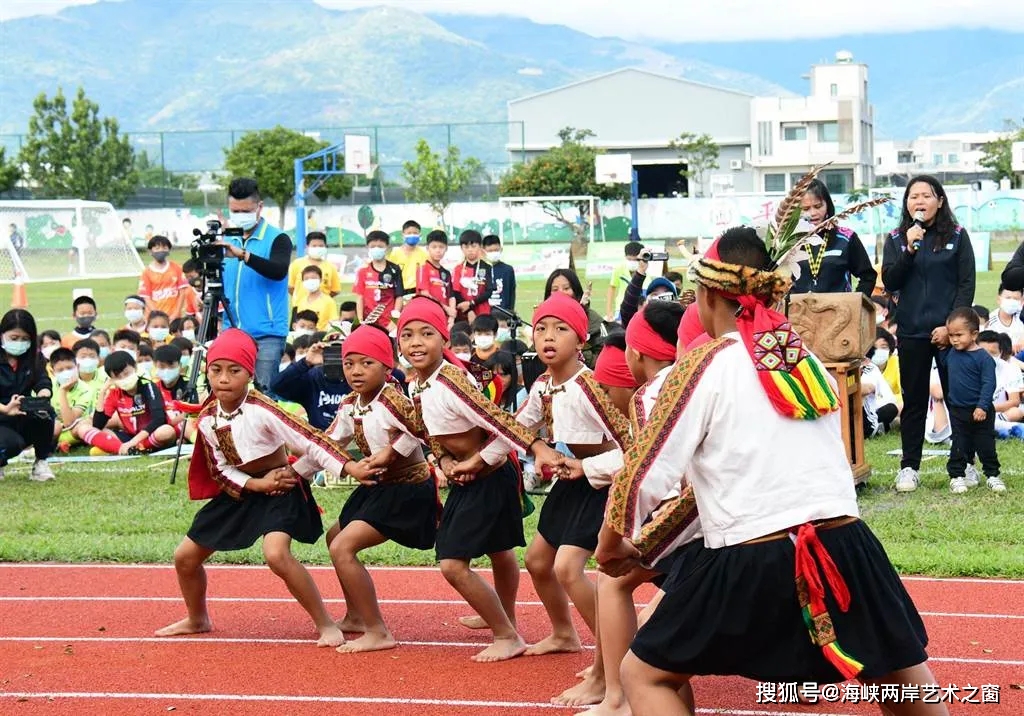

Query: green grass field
1;248;1021;577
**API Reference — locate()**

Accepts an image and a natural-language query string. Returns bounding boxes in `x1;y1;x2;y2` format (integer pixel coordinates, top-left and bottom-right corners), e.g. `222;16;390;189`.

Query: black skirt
187;480;324;552
631;519;929;683
650;538;703;590
339;477;439;551
537;477;609;551
435;461;526;561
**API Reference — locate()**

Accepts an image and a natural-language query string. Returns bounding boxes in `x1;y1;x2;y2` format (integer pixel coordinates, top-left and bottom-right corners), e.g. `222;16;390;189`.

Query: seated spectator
484;349;523;412
978;331;1024;424
123;295;148;334
288;310;319;343
50;346;102;452
153;343;198;442
92;330;112;361
271;338;352;431
293;265;338;330
146;310;172;344
40;330;62;362
0;309;56;481
986;285;1024;353
861;358;899;437
450;331;472;364
179;315;200;344
870;327;902;406
112;329;142;361
61;296;100;349
137;342;155;379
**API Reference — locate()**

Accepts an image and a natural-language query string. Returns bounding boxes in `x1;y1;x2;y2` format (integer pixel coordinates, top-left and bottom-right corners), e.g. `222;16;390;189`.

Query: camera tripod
168;275;239;485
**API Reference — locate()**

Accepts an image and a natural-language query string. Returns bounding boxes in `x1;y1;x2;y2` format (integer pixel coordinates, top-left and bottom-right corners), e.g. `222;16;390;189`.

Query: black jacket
1000;242;1024;291
790;226;877;296
0;352;51;404
881;225;975;340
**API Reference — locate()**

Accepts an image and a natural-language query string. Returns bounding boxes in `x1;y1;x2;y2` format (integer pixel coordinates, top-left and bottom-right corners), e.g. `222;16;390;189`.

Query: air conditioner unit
729;159;743;170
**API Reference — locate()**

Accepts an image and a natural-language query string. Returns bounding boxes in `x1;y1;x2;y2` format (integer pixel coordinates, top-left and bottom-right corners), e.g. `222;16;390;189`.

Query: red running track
0;564;1021;715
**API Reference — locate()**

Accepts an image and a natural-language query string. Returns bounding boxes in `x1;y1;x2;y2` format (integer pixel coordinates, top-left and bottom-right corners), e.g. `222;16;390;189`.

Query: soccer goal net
498;195;600;245
0;200;145;283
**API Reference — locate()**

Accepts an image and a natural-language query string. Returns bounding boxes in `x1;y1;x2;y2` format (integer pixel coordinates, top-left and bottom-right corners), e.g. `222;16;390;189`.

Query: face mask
99;347;111;360
1000;299;1022;316
279;361;290;372
76;315;95;329
117;348;137;361
626;260;640;272
871;349;890;367
474;335;495;350
339;320;353;335
149;327;169;341
157;367;180;385
875;313;885;325
56;368;77;386
41;345;57;360
152;251;169;262
368;247;387;262
230;211;258;231
404;235;421;247
137;361;153;377
182;329;196;342
294;328;314;337
496;328;512;343
125;309;144;323
307;246;327;260
486;251;502;263
454;351;472;362
114;372;139;391
180;355;192;369
302;278;321;293
77;357;99;374
3;339;30;356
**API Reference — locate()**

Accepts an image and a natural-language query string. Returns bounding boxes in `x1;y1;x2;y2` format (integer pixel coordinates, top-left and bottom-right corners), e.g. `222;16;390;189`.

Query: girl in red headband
321;324;438;655
397;296;561;663
156;329;352;649
515;292;632;708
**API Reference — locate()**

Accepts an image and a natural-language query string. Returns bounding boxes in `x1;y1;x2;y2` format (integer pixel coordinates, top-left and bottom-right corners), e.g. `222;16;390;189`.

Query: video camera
639;248;669;262
191;220;243;283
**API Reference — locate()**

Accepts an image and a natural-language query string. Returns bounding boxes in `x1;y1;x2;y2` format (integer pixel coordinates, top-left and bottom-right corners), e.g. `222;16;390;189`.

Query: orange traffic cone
11;271;28;309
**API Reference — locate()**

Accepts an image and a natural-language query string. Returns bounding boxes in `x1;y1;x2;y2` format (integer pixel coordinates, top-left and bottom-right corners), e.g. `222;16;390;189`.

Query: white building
875;131;1005;185
505;52;875;199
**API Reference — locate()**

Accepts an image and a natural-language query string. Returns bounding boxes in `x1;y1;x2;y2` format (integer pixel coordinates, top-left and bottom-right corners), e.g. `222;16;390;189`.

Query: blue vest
222;218;291;339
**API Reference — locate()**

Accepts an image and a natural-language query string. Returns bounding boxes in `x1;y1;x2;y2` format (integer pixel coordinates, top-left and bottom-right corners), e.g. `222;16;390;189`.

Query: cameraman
617;250;676;328
215;178;292;393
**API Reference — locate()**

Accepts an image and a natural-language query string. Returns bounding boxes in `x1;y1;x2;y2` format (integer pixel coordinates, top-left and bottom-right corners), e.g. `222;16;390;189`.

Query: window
817;122;839;142
933;154;943;165
821;169;854;195
764;174;786;192
897;151;913;164
790;172;806;187
948;153;959;164
757;121;773;156
830;83;838;97
782;124;807;141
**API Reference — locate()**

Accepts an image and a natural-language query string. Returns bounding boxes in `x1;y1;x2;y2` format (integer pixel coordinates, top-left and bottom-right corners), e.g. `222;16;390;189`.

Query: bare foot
524;632;582;656
336;614;366;633
553;672;605;707
574;696;630;716
471;635;527;663
576;665;593;679
458;615;488;630
316;623;345;647
335;630;397;654
154;616;212;637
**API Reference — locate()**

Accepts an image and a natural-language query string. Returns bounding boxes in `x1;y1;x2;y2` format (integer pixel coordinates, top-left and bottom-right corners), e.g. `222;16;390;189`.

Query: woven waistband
741;516;859;546
383;462;431;485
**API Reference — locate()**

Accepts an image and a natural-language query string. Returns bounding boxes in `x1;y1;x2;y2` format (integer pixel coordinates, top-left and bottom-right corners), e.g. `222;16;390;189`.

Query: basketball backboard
344;135;373;177
595;153;633;185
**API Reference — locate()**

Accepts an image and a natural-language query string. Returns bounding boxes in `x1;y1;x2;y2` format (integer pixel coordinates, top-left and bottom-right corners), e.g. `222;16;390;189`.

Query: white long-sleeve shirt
515;366;629;487
325;384;422;458
611;334;858;550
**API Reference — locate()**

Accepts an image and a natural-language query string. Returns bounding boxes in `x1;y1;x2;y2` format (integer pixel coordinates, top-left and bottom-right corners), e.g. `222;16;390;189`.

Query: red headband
626;309;676;361
397;296;464;369
206;328;256;375
533;293;589;343
594;344;639;389
678;303;705;348
343;325;394;369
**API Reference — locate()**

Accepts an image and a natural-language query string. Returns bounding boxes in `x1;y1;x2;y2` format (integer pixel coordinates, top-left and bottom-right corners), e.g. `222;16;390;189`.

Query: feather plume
808;196;891;237
771;162;832;246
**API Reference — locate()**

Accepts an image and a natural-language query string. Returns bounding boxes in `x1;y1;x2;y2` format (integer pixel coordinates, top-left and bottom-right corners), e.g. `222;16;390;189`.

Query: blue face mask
404;235;421;247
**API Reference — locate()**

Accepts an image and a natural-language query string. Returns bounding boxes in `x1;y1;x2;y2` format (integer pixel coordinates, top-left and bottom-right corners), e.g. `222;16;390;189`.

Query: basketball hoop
595;154;633;185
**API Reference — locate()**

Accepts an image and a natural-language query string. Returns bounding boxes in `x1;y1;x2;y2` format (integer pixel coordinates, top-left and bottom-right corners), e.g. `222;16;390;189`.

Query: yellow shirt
289;258;342;307
881;355;902;403
295;292;339;330
388;245;429;291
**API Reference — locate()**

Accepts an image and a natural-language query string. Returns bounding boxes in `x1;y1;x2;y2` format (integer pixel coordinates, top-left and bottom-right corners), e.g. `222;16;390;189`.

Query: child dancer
322;324;439;653
397;296;561;663
155;329;350;647
600;227;942;716
515;292;631;708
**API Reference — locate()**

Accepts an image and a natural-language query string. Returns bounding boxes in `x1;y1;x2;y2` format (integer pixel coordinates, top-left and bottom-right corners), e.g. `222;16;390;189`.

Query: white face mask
302;278;321;293
474;335;495;350
149;327;169;341
125;308;144;323
454;351;472;362
1000;298;1022;316
486;251;502;263
137;361;153;377
114;372;139;391
157;367;180;385
3;339;30;356
368;247;387;262
294;328;314;337
875;313;885;325
496;328;512;343
279;361;291;372
56;368;77;386
41;345;58;360
307;246;327;260
230;211;258;231
117;348;137;361
625;259;640;272
871;349;890;367
77;357;99;375
182;329;196;342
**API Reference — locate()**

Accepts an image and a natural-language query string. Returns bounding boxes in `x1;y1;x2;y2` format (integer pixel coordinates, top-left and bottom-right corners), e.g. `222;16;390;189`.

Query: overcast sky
2;0;1022;41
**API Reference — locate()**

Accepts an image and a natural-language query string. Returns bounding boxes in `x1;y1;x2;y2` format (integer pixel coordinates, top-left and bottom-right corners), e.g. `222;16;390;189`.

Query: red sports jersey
453;261;492;319
417;261;453;304
354;262;404;326
100;379;165;436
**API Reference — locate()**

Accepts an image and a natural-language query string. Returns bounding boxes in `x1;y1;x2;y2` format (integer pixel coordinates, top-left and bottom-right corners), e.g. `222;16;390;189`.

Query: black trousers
863;403;899;437
0;414;56;466
947;406;999;479
897;337;949;470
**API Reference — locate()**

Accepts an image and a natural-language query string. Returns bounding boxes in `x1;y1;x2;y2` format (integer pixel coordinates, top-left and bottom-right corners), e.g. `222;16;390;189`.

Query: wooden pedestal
825;361;871;485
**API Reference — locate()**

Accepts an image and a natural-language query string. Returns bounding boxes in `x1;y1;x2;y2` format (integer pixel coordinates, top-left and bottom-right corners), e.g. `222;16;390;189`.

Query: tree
223;126;353;225
668;132;720;197
401;139;483;226
133;153;198;190
0;147;20;195
980;121;1024;189
498;127;628;251
18;86;138;205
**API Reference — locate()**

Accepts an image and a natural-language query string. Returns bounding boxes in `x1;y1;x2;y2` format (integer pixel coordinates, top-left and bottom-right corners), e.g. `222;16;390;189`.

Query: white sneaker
895;467;919;492
29;460;55;482
949;477;968;494
986;476;1007;493
964;464;980;488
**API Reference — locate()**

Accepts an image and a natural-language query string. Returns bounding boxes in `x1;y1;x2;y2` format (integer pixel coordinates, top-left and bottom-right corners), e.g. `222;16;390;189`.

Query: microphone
911;211;925;249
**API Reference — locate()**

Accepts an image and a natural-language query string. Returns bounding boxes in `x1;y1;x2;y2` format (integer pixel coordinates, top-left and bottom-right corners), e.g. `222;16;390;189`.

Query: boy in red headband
515;292;631;708
592;335;640;417
321;324;438;654
598;227;939;716
397;296;560;663
156;329;352;649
